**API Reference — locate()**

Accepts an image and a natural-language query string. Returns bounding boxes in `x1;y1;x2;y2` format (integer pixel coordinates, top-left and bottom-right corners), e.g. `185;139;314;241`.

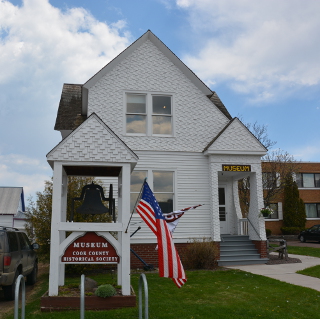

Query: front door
219;187;229;234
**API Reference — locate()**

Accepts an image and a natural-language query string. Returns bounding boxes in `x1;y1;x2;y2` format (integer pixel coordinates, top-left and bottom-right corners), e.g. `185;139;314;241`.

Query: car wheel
3;270;19;301
26;262;38;285
299;235;306;243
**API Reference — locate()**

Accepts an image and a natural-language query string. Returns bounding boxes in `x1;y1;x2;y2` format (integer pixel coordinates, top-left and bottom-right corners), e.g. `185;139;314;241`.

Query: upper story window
126;93;172;136
296;173;320;188
262;172;279;189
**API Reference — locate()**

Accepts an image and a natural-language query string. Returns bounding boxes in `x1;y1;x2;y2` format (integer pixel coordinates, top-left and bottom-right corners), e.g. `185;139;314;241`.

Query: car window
7;232;19;252
18;233;31;250
0;231;4;251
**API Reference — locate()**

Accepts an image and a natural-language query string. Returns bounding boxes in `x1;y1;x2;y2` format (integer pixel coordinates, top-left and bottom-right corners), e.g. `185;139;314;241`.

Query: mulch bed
266;254;301;265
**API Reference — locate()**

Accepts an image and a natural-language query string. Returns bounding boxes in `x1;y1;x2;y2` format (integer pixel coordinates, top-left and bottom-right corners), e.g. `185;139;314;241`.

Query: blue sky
0;0;319;200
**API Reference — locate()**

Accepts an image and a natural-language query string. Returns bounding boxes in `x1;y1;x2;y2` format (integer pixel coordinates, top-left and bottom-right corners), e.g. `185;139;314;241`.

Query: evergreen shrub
266;229;272;237
283;174;306;228
280;227;302;235
95;284;117;298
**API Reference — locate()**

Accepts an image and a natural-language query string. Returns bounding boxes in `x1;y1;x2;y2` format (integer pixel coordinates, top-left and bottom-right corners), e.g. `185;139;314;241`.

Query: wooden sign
222;164;251;172
61;232;119;264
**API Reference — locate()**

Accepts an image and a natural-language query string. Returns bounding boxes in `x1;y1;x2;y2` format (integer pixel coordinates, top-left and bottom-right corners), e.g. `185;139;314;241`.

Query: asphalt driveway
286;239;320;248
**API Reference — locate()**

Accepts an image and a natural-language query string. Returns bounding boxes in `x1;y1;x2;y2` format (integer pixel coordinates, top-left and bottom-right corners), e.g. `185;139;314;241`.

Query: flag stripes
136;182;187;288
136;200;157;235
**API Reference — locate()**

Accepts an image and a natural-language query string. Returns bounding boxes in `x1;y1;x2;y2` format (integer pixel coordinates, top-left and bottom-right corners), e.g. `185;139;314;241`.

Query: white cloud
0;0;132;198
291;142;320;162
176;0;320;102
0;163;50;199
0;153;49;171
0;0;131;85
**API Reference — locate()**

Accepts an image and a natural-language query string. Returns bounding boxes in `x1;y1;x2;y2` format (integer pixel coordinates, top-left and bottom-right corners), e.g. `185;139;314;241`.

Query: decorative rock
79;277;98;291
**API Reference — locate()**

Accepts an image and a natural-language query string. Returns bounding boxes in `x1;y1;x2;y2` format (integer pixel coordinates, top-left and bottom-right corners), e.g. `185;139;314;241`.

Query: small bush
266;229;272;237
281;227;302;235
95;284;117;298
181;238;218;270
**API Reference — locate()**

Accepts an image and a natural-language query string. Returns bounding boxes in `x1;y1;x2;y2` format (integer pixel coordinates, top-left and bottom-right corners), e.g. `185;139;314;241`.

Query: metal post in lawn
14;274;25;319
80;274;85;319
139;273;149;319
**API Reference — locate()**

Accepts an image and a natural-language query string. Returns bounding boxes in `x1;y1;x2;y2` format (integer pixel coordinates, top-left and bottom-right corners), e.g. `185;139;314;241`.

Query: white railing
238;218;248;235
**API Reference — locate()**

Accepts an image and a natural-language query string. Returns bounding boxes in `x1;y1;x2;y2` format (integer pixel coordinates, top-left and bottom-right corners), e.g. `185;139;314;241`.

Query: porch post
209;162;220;241
118;164;131;295
49;162;63;296
248;172;266;241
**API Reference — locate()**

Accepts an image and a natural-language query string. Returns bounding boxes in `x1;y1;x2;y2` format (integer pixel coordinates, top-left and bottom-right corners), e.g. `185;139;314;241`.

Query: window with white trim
305;203;320;218
130;170;174;214
296;173;320;188
126;93;172;135
262;172;279;189
264;203;279;219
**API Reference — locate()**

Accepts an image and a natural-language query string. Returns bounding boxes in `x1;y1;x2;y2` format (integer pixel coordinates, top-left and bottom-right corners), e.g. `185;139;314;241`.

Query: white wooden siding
88;40;229;153
129;151;212;243
0;214;14;227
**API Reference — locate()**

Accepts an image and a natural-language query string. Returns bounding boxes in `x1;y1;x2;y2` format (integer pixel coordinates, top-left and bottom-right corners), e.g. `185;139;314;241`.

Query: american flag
164;205;203;234
136;182;187;288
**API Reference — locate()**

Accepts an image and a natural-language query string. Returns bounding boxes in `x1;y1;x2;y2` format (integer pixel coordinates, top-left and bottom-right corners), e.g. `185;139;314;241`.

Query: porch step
218;258;269;266
218;235;268;266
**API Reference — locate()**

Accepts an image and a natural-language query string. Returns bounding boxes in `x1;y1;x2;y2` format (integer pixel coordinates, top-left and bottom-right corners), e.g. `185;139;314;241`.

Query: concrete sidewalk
227;254;320;291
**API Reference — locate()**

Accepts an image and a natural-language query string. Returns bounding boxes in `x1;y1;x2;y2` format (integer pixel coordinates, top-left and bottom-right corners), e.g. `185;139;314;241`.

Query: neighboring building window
296;173;320;188
126;93;172;135
264;203;279;219
130;170;174;214
305;203;320;218
262;172;278;189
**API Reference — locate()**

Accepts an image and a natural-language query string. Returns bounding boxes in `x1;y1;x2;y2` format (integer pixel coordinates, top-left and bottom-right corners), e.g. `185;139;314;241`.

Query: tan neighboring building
264;162;320;235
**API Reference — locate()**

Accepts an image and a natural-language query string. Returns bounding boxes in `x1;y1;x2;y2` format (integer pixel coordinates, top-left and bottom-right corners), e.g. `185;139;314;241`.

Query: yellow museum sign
222;165;251;172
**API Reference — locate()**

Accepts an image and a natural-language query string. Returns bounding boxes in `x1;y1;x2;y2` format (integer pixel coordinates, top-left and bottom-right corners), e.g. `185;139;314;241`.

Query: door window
219;188;226;221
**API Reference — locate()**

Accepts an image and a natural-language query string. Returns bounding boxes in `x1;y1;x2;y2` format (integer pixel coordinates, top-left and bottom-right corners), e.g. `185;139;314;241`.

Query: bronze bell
76;183;109;215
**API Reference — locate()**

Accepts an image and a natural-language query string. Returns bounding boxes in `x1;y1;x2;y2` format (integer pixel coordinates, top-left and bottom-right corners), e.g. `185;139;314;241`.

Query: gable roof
208;92;232;120
204;118;267;155
54;30;233;131
81;30;213;113
0;187;25;215
48;113;139;170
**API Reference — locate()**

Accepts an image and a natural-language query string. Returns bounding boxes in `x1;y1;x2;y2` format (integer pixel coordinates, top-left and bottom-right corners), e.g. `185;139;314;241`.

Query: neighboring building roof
54;83;85;131
0;187;25;216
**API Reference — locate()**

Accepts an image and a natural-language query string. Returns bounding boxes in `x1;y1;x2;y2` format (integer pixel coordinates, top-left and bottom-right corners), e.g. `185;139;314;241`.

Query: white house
0;187;26;231
48;30;268;277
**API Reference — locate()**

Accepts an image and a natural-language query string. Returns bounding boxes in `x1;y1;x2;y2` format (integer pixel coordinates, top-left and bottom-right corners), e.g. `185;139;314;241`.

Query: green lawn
287;245;320;258
4;268;320;319
287;245;320;279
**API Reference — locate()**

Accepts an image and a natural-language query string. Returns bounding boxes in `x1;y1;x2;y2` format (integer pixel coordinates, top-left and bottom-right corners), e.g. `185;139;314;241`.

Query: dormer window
126;93;173;136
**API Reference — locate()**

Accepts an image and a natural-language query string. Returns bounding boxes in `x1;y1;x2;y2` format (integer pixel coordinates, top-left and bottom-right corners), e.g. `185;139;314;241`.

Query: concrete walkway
227;254;320;291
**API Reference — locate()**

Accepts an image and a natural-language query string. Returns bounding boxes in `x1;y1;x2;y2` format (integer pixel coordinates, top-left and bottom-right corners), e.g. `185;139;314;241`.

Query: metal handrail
80;274;85;319
139;273;149;319
14;274;25;319
246;216;263;241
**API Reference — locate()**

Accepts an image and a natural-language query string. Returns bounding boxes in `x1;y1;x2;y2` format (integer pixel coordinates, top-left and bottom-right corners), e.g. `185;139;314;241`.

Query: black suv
0;227;39;300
